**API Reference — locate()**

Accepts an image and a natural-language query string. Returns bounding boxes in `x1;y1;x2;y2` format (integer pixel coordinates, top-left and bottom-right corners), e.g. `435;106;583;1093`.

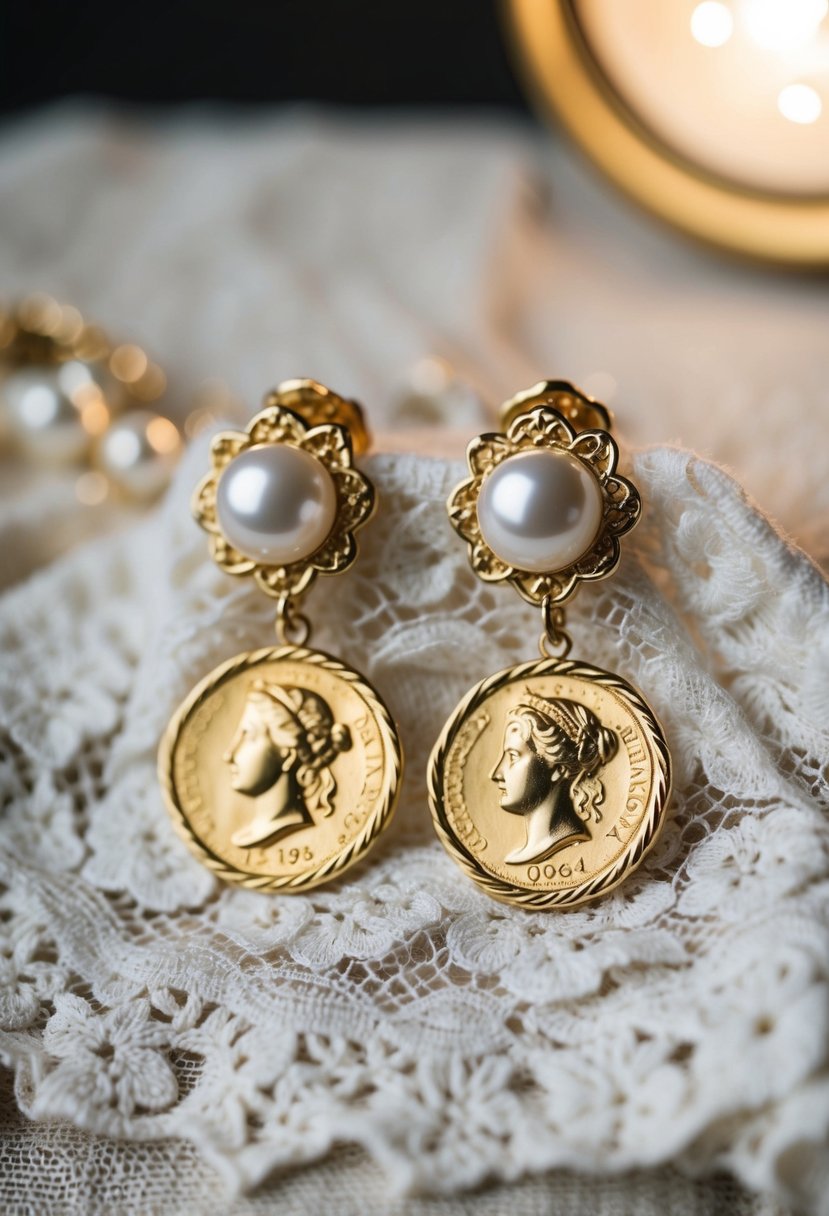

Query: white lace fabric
1;436;827;1212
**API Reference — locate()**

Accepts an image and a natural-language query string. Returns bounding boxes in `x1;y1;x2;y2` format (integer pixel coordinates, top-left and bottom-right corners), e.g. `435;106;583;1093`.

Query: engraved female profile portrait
491;691;618;865
224;681;352;849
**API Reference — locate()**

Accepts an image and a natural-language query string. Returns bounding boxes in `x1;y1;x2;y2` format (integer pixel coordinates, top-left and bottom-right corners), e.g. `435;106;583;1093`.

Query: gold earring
159;379;402;892
428;380;671;908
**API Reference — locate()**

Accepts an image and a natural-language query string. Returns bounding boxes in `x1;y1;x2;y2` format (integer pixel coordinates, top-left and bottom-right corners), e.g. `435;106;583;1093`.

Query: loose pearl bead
2;363;106;465
216;444;337;565
98;410;183;501
477;449;604;573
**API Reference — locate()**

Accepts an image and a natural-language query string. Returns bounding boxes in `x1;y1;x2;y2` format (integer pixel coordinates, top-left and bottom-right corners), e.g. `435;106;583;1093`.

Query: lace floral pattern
1;442;828;1213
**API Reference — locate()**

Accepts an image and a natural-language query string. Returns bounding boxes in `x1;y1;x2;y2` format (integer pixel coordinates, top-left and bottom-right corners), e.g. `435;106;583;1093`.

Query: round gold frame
504;0;829;266
428;656;671;909
159;645;402;893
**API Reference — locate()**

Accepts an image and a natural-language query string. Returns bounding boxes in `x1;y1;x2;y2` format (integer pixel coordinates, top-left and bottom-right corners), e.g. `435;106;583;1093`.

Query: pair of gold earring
158;378;671;909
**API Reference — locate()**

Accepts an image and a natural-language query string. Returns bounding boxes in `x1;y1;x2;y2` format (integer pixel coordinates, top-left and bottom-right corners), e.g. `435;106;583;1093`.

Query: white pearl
216;444;337;565
98;410;183;500
2;363;102;465
477;449;604;573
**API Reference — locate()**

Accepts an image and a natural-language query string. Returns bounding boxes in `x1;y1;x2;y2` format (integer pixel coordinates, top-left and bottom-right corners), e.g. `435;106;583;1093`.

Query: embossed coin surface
428;657;671;908
159;646;401;891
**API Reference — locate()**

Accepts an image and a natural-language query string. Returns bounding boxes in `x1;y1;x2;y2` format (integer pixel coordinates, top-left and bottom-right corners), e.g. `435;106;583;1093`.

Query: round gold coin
428;657;671;908
158;646;402;892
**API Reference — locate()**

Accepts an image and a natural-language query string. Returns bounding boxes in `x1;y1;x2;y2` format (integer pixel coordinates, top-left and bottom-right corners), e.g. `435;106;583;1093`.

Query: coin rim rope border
428;654;671;909
158;644;403;893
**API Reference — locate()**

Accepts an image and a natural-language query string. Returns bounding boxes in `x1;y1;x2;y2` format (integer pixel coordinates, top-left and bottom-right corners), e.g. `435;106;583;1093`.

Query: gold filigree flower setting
192;387;374;603
448;402;641;607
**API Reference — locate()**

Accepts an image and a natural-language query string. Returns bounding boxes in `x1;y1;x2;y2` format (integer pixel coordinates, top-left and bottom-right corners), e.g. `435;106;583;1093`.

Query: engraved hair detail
246;682;352;816
508;692;617;823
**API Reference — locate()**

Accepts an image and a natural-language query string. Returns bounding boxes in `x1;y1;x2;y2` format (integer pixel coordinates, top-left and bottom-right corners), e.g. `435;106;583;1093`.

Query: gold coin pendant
428;657;671;908
159;646;401;892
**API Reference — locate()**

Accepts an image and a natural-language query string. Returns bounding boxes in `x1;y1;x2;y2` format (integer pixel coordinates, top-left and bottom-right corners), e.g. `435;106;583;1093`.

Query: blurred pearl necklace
0;294;183;503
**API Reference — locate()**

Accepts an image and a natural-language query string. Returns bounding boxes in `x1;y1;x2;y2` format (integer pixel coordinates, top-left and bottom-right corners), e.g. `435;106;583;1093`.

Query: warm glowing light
742;0;829;51
80;400;111;436
19;293;62;336
145;415;181;455
110;343;148;384
778;82;823;123
691;2;734;47
75;471;110;506
184;408;212;438
132;362;167;403
54;305;84;345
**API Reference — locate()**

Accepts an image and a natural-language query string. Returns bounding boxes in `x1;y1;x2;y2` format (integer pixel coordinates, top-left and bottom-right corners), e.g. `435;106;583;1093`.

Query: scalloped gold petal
469;541;512;582
301;424;351;470
508;406;575;450
209;534;256;575
447;475;479;515
247;405;307;448
574;532;621;582
254;562;316;600
570;429;618;479
447;476;483;544
210;431;249;472
467;432;514;477
604;475;642;536
331;466;374;533
312;530;357;575
192;472;220;534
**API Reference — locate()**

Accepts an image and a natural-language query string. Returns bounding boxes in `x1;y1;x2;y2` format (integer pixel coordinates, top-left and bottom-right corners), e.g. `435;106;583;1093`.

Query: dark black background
0;0;527;115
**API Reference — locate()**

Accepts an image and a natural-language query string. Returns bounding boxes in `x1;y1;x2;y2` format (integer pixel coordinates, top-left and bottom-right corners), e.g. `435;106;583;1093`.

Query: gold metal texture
159;645;402;892
448;402;640;608
267;378;372;456
499;379;613;435
192;382;375;605
504;0;829;267
0;293;166;405
428;656;671;908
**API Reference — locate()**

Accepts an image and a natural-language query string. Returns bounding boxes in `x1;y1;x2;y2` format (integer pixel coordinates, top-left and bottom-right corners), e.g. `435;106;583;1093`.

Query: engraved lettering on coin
159;646;401;892
225;682;352;849
493;691;618;865
428;657;671;908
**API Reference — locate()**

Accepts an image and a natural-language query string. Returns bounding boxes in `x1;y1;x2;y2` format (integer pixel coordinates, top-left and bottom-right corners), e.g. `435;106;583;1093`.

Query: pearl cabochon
476;449;604;574
3;364;92;464
216;444;338;566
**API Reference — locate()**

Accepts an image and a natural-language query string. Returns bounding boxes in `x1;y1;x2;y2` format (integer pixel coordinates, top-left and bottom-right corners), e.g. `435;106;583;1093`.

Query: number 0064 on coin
428;657;671;908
